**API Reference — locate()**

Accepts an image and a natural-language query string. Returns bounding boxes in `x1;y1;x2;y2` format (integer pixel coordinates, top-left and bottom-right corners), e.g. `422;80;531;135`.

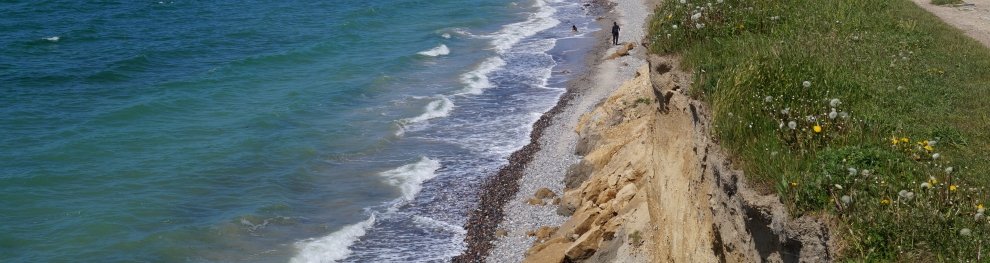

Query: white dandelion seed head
691;12;702;21
666;33;672;38
707;3;711;7
764;96;773;103
695;23;704;29
781;107;790;115
839;112;849;119
840;195;852;204
717;0;723;3
672;24;678;29
847;167;857;176
976;213;985;221
921;182;932;189
834;184;843;190
828;110;838;120
928;140;937;146
898;190;914;201
960;228;972;236
679;0;686;4
945;167;953;174
802;81;812;88
932;153;941;160
806;115;816;122
787;121;797;130
829;98;841;107
860;169;871;176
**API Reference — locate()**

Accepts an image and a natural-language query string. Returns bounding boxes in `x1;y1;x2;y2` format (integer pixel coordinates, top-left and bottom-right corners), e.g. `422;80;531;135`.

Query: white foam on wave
380;157;442;203
405;96;454;124
417;44;450;57
43;36;60;42
290;214;376;263
457;57;506;95
291;157;441;262
412;215;467;235
412;215;468;260
488;0;560;53
441;33;451;39
454;0;560;96
448;28;476;38
395;96;455;136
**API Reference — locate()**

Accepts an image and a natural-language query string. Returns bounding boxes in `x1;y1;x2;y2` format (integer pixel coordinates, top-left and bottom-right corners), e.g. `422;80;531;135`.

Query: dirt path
912;0;990;48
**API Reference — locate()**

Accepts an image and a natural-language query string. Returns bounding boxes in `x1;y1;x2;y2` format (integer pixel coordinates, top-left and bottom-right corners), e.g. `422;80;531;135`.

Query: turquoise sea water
1;0;596;261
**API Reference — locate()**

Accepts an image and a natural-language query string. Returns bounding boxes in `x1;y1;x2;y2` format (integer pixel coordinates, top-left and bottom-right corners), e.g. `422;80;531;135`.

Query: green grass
931;0;964;6
648;0;990;261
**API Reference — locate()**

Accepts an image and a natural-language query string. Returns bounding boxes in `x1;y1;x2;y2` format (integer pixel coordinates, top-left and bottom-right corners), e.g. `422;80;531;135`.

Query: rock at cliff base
535;188;557;199
526;197;545;206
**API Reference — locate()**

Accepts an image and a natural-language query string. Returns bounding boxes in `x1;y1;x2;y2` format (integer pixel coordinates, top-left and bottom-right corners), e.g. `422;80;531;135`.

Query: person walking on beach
611;22;620;45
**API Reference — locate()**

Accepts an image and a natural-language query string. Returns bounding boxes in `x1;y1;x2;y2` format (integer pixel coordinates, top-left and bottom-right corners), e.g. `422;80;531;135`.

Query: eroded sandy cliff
521;56;836;263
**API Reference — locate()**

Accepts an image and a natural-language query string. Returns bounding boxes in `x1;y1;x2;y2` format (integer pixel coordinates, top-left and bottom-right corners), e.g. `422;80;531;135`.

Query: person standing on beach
611;22;620;45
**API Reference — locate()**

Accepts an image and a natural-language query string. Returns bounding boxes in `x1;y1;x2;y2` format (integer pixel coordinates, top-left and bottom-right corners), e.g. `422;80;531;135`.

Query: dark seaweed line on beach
452;1;613;261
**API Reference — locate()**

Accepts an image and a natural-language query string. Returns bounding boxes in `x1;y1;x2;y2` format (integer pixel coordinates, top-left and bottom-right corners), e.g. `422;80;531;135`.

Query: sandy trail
912;0;990;48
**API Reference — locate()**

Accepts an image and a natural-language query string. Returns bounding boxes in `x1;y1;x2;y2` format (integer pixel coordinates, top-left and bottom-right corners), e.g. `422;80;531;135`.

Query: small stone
495;229;508;237
527;197;546;206
552;197;561;205
534;226;558;242
535;187;557;199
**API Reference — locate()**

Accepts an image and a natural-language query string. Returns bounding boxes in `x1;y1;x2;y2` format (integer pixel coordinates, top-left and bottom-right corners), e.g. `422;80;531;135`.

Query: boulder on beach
534;188;556;199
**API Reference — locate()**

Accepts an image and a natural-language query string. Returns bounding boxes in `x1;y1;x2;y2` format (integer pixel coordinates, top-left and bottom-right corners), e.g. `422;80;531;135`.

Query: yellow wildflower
950;185;958;192
789;182;798;188
928;177;938;185
924;145;934;152
900;137;910;143
881;198;891;205
978;204;984;210
667;14;673;20
813;125;822;133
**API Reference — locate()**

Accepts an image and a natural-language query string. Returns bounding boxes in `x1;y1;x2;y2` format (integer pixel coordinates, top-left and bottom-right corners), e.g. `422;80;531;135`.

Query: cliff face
522;56;835;263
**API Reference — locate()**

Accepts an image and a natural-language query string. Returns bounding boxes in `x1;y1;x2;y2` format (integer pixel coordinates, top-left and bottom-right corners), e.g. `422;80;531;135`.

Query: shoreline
453;0;653;260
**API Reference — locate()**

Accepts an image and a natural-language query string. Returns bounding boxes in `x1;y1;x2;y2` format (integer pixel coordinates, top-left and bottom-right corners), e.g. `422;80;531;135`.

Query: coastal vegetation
648;0;990;261
931;0;964;6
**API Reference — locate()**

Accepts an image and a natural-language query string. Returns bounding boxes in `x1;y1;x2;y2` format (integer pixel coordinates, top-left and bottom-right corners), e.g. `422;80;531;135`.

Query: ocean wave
412;215;467;235
43;36;60;42
290;157;441;262
417;44;450;57
290;214;376;263
438;27;476;39
488;0;560;53
395;96;455;136
457;56;505;95
404;96;454;124
380;157;442;204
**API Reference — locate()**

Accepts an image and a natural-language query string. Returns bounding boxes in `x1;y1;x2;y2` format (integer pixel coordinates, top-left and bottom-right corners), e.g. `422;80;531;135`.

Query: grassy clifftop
648;0;990;261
